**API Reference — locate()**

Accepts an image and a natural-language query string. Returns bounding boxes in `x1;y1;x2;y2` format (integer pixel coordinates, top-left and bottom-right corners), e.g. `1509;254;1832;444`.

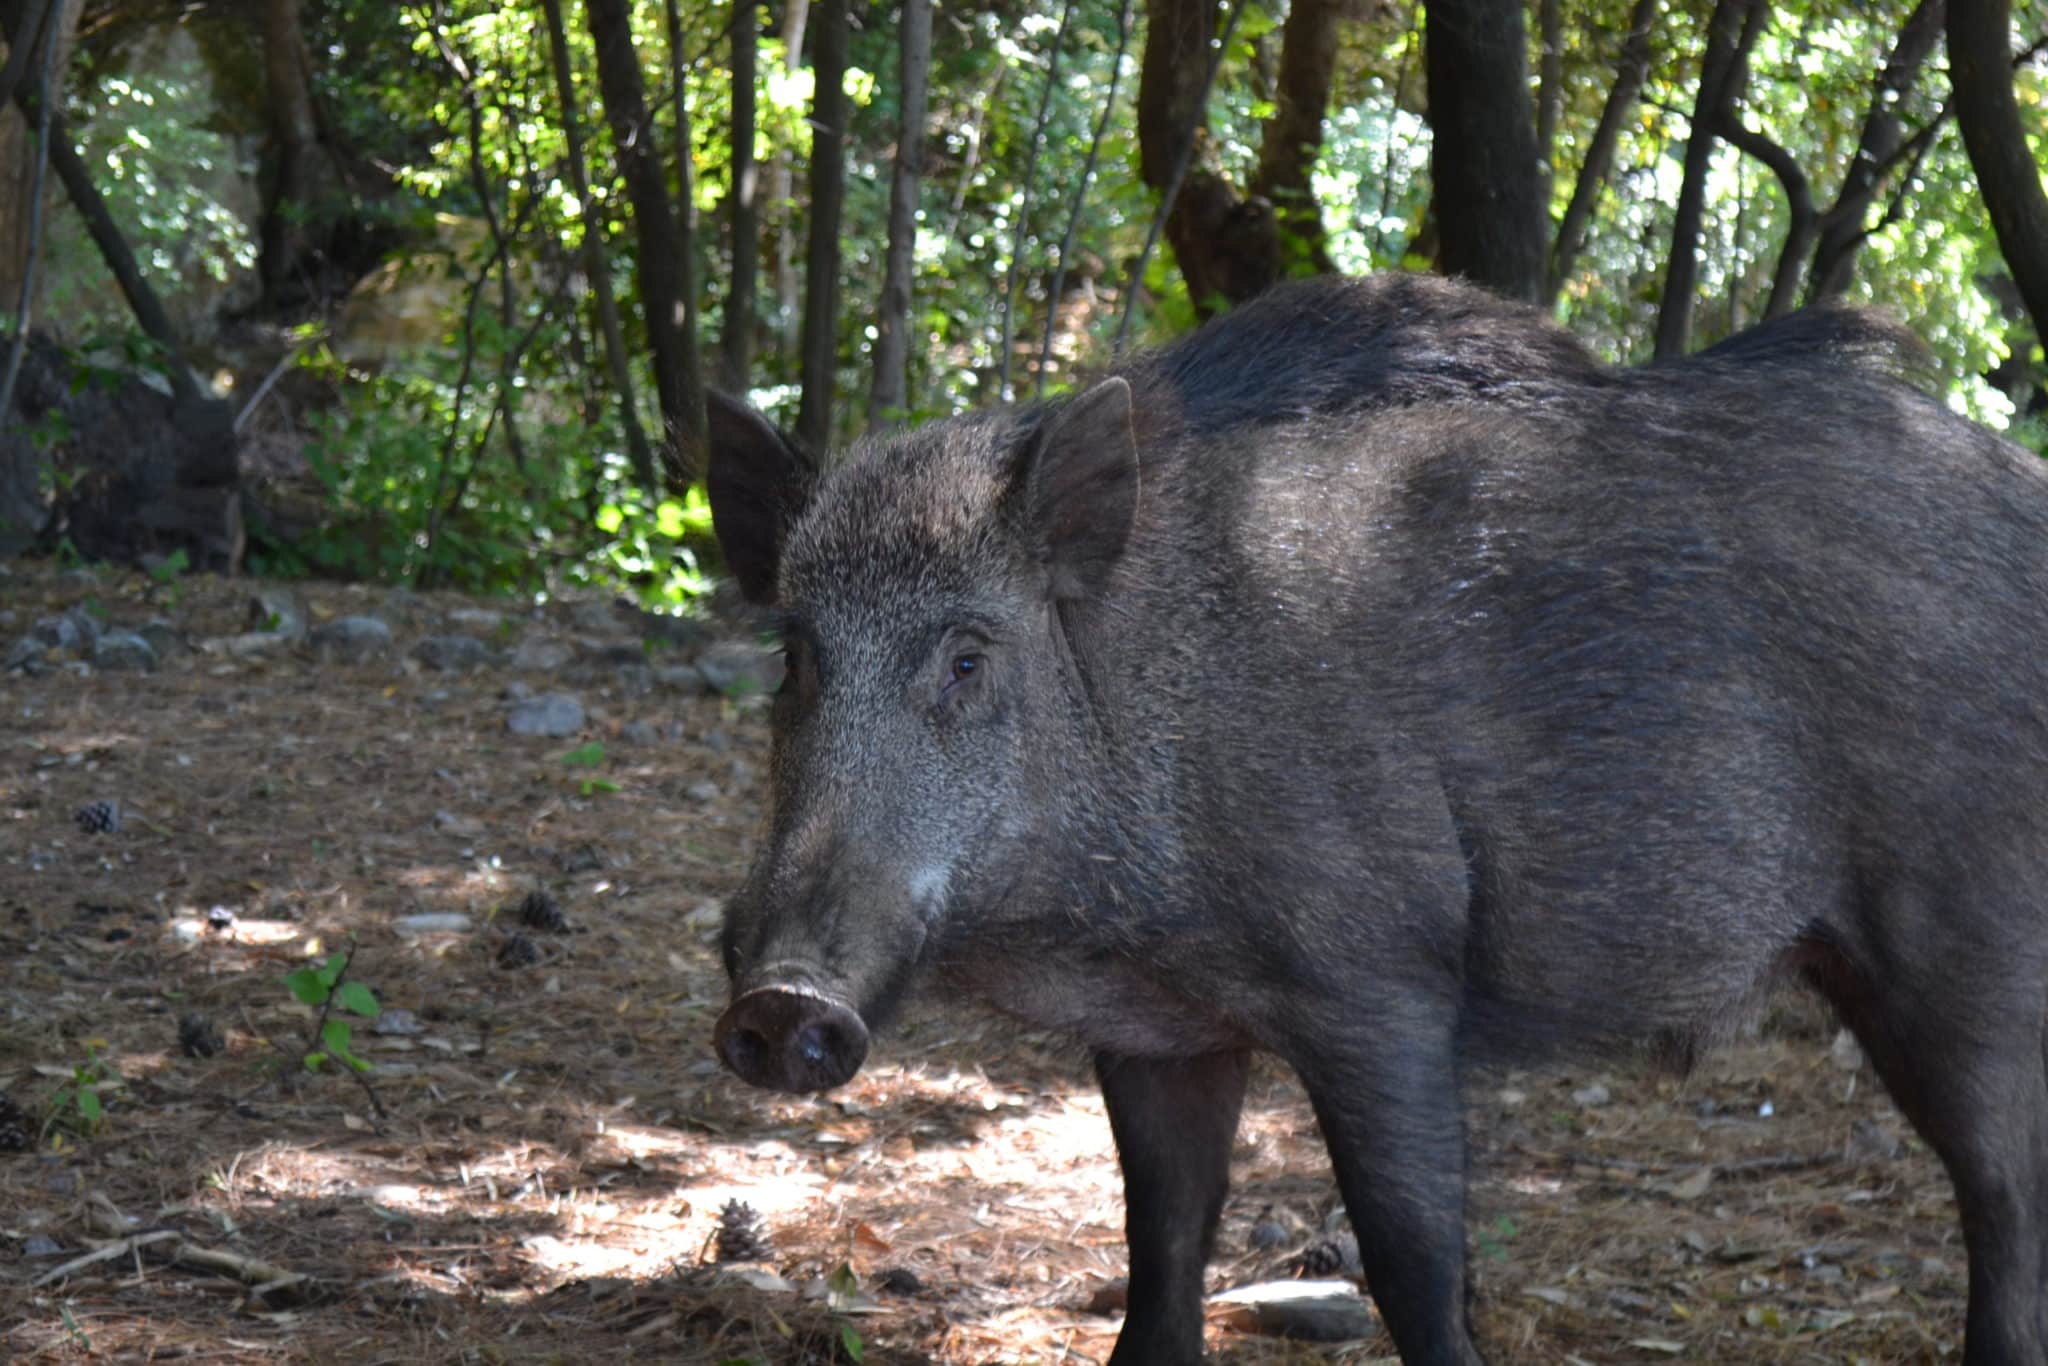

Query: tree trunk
1548;0;1658;302
1427;0;1547;302
1250;0;1342;274
771;0;810;348
1714;114;1811;318
0;0;74;318
795;0;847;452
1536;0;1563;205
721;0;759;393
258;0;348;309
662;0;707;461
869;0;930;430
585;0;700;490
540;0;656;492
1947;0;2048;344
1653;0;1766;358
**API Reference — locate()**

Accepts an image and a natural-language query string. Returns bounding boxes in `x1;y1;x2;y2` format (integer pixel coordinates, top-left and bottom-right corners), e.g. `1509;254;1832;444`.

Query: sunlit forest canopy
0;0;2042;600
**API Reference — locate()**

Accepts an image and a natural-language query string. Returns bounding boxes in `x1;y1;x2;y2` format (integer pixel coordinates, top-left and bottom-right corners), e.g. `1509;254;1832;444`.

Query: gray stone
568;599;623;634
509;636;574;672
137;619;185;658
375;587;426;625
413;634;490;672
247;586;308;641
685;780;721;802
310;615;393;660
696;640;784;697
501;680;534;701
628;607;710;649
621;720;659;745
4;635;46;673
507;693;585;737
447;607;507;633
654;662;707;693
92;630;158;671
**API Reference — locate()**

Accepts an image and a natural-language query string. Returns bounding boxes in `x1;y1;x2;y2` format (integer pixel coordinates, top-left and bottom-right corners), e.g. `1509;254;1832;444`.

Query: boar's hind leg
1291;1000;1485;1366
1097;1049;1250;1365
1808;930;2048;1365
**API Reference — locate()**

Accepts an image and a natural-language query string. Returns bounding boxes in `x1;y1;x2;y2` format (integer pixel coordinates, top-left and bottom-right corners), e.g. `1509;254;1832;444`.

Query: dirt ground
0;559;1971;1364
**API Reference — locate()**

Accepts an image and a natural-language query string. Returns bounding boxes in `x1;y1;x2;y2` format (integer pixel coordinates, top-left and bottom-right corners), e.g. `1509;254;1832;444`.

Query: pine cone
178;1012;224;1059
74;800;121;835
1296;1232;1362;1278
715;1198;774;1263
517;888;569;934
497;931;540;969
0;1093;31;1152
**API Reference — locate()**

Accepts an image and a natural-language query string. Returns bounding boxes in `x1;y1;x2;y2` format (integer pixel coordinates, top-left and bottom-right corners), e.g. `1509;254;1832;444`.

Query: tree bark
869;0;930;430
258;0;348;309
1548;0;1658;302
770;0;809;348
0;0;74;317
1714;115;1810;317
1653;0;1766;358
1536;0;1563;205
1947;0;2048;343
1806;0;1945;300
795;0;847;452
586;0;700;490
721;0;759;393
662;0;708;461
1427;0;1547;302
1250;0;1342;274
540;0;656;492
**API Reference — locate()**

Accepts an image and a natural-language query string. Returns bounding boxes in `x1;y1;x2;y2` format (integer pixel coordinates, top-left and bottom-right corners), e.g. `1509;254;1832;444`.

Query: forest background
0;0;2043;605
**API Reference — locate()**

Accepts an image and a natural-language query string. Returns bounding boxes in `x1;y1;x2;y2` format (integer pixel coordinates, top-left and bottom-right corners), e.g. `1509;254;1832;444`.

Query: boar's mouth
713;980;871;1093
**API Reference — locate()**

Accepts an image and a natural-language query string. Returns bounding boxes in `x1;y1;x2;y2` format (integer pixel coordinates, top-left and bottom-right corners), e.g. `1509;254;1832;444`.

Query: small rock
1247;1220;1292;1252
1828;1027;1864;1072
3;635;45;672
1208;1279;1379;1343
247;586;308;641
685;780;721;803
375;588;425;626
507;693;585;737
568;599;624;634
621;720;659;745
219;630;294;658
701;728;732;753
136;619;185;658
413;634;490;672
1498;1087;1528;1110
434;810;485;837
310;615;394;660
696;641;784;697
92;630;158;672
1571;1082;1611;1108
501;680;534;701
44;608;101;652
22;1234;62;1257
875;1267;924;1296
206;906;236;931
653;662;707;692
509;636;574;672
372;1009;425;1036
447;607;507;633
575;640;650;676
394;912;473;936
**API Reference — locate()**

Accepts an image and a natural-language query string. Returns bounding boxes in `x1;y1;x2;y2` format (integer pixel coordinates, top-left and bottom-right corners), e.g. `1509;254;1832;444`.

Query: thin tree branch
1036;0;1135;397
0;4;57;424
997;0;1075;402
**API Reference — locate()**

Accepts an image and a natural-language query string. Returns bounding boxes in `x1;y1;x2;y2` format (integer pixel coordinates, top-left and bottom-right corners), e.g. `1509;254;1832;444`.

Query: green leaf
655;500;687;538
76;1089;103;1123
595;503;624;533
285;968;329;1006
304;1051;328;1072
318;951;348;988
322;1019;355;1056
837;1323;864;1363
336;982;381;1018
559;742;605;768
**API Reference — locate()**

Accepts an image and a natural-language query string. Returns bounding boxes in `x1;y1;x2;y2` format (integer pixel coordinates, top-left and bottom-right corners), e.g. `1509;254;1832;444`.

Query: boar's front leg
1097;1048;1251;1365
1291;997;1484;1366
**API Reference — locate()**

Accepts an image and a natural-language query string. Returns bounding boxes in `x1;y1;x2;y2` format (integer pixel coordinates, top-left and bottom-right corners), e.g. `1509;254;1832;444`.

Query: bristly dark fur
706;273;2048;1366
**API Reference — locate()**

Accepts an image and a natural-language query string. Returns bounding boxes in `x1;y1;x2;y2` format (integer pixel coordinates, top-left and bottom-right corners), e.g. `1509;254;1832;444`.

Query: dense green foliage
9;0;2046;599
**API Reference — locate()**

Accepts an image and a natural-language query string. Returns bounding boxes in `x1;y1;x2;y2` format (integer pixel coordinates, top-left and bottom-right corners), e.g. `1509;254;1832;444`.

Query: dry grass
0;560;1965;1363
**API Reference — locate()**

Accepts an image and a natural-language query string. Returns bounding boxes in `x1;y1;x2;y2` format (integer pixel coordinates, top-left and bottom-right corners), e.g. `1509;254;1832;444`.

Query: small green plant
46;1042;117;1139
1476;1215;1518;1262
825;1264;867;1362
558;741;619;796
285;944;382;1074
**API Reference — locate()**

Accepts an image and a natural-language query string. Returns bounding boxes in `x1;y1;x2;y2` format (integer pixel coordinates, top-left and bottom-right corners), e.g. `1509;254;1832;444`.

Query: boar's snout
713;985;870;1092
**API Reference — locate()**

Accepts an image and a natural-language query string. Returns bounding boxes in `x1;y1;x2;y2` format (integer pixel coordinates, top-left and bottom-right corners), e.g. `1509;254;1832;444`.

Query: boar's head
705;380;1140;1092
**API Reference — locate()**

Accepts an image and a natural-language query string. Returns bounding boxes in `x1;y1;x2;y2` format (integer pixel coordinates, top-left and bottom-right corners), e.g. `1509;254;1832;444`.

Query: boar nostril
715;987;870;1092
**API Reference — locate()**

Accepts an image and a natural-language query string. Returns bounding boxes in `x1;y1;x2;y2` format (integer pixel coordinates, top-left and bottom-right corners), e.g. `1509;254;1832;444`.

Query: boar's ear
1014;377;1138;598
706;392;817;605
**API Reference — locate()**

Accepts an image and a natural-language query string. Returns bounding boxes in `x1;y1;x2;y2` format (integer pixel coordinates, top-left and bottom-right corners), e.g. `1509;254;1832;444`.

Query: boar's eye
950;652;983;685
